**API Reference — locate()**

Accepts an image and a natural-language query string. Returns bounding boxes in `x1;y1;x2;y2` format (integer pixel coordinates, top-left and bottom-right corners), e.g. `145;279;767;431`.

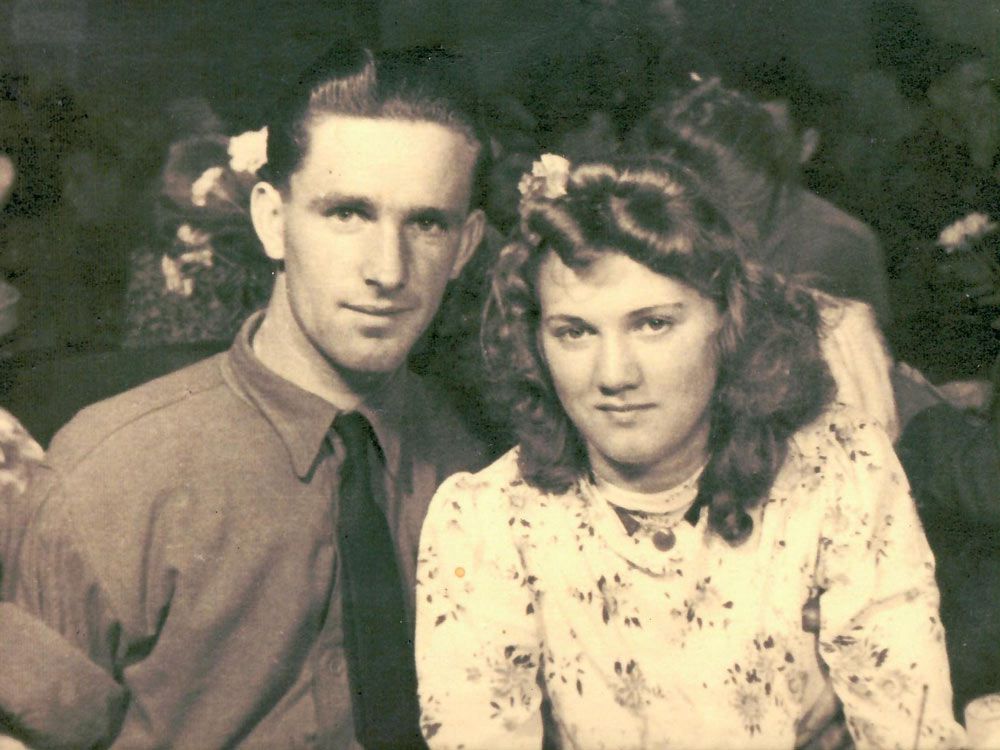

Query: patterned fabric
818;296;899;442
0;408;43;495
415;405;965;750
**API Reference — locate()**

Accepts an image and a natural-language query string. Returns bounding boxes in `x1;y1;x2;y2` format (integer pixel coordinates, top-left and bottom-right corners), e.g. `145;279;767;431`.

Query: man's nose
595;334;641;394
363;221;408;292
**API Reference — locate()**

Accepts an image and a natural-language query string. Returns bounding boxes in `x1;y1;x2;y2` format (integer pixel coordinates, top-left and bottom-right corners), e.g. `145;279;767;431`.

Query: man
2;44;488;748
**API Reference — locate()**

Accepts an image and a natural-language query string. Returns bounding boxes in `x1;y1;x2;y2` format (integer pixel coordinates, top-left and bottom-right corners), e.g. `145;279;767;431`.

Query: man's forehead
293;115;479;203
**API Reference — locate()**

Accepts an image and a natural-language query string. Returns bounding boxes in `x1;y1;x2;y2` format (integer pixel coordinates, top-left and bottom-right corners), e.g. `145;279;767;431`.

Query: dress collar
579;477;710;575
593;464;704;515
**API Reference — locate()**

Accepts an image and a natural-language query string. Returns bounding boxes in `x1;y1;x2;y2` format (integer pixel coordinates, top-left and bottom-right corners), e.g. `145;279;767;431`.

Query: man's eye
324;206;369;223
412;218;448;234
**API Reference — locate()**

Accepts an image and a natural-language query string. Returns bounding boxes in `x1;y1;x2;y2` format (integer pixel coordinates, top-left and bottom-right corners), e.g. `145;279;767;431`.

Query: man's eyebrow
307;193;376;213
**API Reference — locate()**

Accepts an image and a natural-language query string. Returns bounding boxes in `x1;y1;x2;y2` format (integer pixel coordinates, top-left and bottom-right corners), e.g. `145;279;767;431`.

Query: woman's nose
595;335;641;394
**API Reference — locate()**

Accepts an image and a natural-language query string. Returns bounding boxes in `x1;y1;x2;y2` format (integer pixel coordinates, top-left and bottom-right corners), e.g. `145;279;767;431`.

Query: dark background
1;0;999;388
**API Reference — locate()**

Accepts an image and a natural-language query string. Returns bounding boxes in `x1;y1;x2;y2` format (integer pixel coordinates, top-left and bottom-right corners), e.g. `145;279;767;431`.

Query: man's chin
328;347;410;381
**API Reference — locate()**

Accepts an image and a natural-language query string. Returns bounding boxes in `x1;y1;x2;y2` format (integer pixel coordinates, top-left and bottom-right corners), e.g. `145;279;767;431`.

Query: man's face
262;115;482;380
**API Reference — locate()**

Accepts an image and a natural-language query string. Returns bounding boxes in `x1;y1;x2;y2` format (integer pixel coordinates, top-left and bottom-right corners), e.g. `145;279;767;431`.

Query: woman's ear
250;182;286;262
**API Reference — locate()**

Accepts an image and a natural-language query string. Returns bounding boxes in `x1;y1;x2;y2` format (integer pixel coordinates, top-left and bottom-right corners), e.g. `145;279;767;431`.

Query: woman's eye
555;326;590;340
639;317;673;333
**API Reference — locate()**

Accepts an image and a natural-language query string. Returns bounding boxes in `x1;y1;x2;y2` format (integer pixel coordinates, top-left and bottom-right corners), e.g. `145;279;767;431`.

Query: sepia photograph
0;1;998;747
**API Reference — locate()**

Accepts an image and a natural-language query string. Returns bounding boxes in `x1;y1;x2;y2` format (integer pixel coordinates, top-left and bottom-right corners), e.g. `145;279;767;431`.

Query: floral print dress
415;406;966;749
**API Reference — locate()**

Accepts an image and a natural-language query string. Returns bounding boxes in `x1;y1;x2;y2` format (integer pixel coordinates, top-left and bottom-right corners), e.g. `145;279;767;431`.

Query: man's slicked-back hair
259;41;489;206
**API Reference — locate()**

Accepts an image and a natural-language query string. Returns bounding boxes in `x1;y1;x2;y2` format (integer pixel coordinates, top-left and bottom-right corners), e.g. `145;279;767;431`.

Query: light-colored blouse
415;406;965;749
818;295;898;442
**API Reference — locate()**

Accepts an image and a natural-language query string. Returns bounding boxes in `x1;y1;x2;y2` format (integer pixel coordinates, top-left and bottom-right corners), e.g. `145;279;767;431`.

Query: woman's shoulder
790;402;894;458
815;294;899;440
430;447;569;524
779;402;899;492
436;447;522;493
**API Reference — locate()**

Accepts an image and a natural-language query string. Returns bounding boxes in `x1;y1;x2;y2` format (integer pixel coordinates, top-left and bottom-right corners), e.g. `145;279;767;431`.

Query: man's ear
450;208;486;280
250;182;287;262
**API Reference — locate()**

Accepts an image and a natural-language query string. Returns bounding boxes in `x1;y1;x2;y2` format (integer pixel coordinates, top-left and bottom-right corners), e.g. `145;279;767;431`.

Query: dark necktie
333;411;425;750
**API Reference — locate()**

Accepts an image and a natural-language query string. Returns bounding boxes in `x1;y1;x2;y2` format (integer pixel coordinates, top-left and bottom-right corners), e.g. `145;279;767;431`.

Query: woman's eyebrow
626;303;685;318
542;313;592;326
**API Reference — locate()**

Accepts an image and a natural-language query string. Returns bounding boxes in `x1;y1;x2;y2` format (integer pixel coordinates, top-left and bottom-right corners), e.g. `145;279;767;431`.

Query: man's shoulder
47;353;236;472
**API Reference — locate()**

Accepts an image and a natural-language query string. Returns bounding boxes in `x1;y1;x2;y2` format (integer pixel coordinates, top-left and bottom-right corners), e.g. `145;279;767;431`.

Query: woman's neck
588;426;710;495
593;462;704;515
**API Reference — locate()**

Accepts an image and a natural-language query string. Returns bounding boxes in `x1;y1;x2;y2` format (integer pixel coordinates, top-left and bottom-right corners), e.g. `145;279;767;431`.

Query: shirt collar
222;311;408;480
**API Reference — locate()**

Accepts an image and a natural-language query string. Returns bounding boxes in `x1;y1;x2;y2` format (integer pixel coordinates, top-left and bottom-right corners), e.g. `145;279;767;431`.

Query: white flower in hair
161;255;194;297
938;212;997;251
228;126;269;175
518;153;571;202
191;166;227;207
176;223;212;248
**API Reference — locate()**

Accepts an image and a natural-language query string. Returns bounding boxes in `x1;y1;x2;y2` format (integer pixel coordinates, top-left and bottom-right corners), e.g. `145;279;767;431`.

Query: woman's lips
595;403;656;413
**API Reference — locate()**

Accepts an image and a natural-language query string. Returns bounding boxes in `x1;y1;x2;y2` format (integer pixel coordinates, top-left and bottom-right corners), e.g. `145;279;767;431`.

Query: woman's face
537;251;722;492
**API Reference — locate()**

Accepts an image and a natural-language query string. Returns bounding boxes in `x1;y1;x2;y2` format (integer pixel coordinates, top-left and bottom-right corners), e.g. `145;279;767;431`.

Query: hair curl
483;156;835;544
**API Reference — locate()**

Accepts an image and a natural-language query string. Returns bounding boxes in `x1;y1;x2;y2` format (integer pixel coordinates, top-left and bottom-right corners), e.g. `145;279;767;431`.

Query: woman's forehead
536;250;702;314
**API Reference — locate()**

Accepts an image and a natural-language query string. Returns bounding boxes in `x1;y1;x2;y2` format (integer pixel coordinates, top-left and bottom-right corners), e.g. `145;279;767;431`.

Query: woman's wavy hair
483;156;835;544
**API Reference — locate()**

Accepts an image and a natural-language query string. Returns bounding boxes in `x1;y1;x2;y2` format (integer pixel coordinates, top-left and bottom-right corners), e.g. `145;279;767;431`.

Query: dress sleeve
814;412;966;749
415;467;544;750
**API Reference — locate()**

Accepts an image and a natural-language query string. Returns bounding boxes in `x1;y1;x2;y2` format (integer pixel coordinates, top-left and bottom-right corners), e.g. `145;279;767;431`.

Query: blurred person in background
629;76;892;327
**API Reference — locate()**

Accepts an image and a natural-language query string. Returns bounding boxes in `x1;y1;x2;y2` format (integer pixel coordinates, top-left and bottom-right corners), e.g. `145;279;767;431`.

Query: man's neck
252;283;397;411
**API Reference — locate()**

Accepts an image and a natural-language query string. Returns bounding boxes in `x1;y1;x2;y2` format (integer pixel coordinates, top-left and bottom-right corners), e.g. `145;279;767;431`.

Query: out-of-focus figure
629;77;892;326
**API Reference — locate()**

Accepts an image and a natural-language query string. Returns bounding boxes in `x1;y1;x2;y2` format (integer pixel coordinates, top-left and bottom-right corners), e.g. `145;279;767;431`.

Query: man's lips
342;302;414;317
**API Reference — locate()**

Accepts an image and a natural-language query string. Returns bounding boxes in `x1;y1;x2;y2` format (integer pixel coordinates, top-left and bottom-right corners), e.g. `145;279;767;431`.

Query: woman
415;155;965;749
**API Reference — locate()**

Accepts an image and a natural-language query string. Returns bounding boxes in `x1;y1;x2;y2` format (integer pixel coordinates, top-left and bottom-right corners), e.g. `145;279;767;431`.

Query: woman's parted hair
483;156;835;544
